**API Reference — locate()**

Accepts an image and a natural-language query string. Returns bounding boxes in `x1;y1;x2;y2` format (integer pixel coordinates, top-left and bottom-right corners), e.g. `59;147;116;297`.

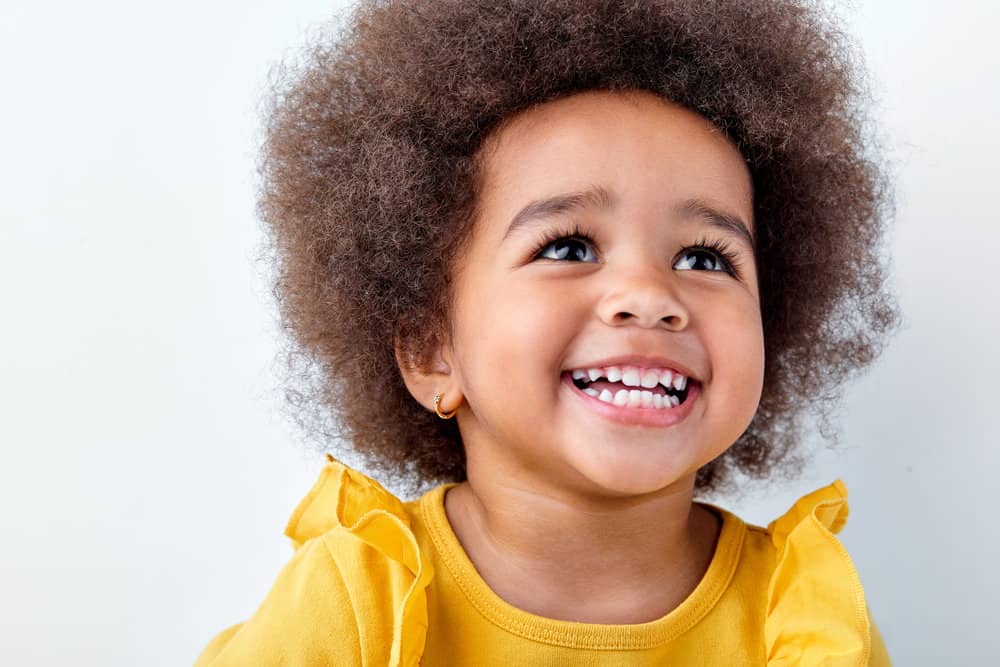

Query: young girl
196;0;897;664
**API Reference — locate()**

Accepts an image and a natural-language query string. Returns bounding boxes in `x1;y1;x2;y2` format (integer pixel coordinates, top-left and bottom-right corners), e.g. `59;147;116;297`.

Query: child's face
443;89;763;498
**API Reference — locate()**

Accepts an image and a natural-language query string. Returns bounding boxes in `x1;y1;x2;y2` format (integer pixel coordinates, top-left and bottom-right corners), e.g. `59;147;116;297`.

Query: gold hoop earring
434;394;457;419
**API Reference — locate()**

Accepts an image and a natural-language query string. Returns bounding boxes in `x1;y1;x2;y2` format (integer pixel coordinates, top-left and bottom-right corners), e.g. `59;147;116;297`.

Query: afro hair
258;0;899;497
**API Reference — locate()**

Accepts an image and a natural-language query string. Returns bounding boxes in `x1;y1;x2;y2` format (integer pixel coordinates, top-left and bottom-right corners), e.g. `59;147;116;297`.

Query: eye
673;238;742;277
538;237;597;262
531;227;599;263
674;248;729;272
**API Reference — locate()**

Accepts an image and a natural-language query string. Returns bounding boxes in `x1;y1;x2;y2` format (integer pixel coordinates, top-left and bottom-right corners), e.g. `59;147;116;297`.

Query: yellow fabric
195;455;891;666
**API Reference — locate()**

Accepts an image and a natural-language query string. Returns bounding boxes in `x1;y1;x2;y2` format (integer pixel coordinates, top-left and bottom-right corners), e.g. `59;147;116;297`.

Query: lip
564;354;701;381
561;372;701;428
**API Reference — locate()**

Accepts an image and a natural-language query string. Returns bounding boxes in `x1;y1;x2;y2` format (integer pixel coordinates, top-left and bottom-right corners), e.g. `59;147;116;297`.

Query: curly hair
258;0;899;497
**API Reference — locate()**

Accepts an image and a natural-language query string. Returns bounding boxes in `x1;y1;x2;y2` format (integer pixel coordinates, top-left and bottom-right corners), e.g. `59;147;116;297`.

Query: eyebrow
502;185;754;251
674;198;755;252
502;184;614;242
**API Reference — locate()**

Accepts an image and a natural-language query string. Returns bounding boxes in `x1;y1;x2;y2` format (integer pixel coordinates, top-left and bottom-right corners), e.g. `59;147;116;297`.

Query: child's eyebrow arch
502;184;614;242
501;185;754;252
676;198;755;252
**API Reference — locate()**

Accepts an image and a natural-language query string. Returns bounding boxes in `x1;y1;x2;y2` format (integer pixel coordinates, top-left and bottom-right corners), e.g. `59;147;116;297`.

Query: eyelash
529;224;744;279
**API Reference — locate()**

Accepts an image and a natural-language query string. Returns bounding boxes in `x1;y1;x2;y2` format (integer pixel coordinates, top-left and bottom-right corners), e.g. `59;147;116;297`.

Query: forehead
475;89;753;230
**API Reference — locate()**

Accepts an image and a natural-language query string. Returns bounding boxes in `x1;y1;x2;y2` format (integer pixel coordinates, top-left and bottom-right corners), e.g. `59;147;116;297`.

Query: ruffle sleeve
283;453;434;667
764;479;876;666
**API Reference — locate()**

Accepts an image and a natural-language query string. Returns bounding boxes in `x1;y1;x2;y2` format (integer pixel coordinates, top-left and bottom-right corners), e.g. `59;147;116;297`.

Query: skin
397;89;765;623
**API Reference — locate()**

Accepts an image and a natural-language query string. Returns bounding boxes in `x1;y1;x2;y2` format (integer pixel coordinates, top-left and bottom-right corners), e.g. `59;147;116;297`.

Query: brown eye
674;248;729;272
536;237;598;263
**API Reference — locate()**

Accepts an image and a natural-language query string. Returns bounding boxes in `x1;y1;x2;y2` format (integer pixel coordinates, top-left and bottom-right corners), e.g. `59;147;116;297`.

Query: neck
443;464;721;624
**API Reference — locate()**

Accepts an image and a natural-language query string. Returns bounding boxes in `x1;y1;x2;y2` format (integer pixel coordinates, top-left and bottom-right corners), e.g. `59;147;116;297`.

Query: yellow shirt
195;455;891;665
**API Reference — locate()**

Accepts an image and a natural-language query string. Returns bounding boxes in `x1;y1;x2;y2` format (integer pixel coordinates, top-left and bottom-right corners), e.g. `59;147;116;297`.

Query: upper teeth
570;365;689;392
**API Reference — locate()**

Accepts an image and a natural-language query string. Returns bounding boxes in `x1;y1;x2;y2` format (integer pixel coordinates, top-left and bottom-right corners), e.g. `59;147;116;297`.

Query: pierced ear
394;331;458;414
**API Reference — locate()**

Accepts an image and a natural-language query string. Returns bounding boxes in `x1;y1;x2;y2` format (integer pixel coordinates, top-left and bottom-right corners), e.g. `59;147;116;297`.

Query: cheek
713;299;766;414
453;273;579;397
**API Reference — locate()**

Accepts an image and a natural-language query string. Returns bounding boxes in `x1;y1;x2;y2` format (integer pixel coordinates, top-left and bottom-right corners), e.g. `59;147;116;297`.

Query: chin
569;447;700;499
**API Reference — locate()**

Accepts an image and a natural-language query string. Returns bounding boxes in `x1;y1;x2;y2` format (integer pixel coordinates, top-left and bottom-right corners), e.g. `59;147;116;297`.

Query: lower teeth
583;387;680;409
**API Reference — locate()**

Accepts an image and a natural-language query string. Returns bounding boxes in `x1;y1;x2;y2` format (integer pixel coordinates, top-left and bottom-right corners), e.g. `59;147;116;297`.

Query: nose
596;262;689;331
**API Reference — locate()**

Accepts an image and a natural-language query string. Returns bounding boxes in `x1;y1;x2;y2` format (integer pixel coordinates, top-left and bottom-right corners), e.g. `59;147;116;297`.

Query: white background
1;1;996;664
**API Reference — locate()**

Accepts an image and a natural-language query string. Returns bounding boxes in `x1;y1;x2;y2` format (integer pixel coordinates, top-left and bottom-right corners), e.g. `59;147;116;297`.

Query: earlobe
433;393;458;419
394;333;463;417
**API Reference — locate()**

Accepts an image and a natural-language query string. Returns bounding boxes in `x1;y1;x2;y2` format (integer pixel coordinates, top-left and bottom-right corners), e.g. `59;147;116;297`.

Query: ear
394;331;463;417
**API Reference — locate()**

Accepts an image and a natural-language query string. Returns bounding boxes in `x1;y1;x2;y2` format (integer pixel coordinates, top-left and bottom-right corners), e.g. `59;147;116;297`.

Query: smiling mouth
569;371;692;409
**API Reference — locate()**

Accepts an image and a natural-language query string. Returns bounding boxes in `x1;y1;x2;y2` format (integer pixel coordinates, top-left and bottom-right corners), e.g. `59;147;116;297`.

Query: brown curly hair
258;0;899;497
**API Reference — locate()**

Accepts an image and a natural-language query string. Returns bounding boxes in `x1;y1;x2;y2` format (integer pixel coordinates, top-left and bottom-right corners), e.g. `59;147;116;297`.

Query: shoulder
707;480;890;666
194;534;358;666
195;455;434;667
